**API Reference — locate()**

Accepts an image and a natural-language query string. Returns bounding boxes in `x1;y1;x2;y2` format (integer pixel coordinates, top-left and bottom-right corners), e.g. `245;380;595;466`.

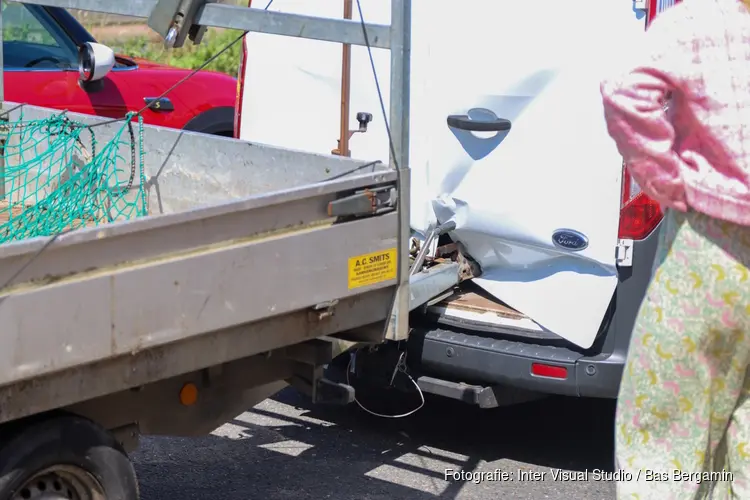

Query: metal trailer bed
0;105;399;424
0;1;463;498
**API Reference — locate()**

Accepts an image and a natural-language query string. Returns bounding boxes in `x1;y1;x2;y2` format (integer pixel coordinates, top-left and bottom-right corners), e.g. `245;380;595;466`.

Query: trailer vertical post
386;0;411;341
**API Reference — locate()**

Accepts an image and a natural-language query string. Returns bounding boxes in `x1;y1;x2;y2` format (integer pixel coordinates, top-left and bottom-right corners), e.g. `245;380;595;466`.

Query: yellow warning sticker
348;248;398;289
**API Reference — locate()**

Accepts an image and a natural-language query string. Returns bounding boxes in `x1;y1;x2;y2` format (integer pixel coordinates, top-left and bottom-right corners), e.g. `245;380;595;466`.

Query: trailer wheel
0;415;139;500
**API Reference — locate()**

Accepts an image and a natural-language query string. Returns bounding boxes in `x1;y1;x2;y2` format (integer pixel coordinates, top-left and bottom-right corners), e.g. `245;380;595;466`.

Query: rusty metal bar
332;0;353;157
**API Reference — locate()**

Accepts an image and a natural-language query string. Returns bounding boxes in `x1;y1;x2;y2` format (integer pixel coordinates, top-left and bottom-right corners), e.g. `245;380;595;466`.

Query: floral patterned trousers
616;209;750;499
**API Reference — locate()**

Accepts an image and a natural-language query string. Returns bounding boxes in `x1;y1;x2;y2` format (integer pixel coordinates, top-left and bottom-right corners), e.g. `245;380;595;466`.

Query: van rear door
236;0;647;349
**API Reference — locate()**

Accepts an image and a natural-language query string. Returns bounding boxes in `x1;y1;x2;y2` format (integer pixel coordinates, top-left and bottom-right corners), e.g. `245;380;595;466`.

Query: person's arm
600;11;691;211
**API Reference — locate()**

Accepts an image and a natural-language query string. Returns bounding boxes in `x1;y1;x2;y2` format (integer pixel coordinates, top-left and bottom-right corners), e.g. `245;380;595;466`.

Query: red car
3;2;237;136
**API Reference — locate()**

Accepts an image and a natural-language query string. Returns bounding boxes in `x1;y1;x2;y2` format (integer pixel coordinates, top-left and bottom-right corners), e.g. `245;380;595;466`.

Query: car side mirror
78;42;115;92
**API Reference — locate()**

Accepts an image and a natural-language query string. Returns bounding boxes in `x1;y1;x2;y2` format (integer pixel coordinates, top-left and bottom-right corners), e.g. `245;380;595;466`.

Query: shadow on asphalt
268;387;616;473
134;386;616;499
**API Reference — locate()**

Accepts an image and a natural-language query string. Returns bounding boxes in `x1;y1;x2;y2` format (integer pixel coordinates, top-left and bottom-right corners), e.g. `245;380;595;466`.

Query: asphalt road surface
132;388;618;499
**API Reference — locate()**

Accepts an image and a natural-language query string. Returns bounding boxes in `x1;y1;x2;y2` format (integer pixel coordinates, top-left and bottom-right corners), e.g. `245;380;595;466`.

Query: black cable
316;1;402;184
323;160;381;182
351;1;420;419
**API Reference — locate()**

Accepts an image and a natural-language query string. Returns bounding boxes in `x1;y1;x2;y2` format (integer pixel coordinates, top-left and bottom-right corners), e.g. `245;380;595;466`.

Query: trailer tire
0;414;139;500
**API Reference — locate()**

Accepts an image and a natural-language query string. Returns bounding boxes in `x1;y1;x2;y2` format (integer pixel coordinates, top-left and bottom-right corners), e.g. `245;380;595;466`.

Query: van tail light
233;0;252;138
617;0;678;239
618;164;663;240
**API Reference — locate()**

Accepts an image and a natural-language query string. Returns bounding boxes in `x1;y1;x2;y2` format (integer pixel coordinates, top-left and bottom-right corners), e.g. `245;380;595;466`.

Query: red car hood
117;55;179;70
115;55;235;82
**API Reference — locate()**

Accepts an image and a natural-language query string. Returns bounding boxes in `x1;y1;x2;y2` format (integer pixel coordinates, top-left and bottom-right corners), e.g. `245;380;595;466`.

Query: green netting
0;111;148;244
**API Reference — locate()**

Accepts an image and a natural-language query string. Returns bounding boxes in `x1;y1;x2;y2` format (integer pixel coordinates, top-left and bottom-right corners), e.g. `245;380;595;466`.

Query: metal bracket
315;377;356;405
415;377;546;409
416;377;498;408
616;238;634;267
284;339;334;365
309;300;339;321
327;186;397;218
148;0;214;49
284;340;354;405
410;220;456;275
110;422;141;453
287;364;355;405
408;262;461;313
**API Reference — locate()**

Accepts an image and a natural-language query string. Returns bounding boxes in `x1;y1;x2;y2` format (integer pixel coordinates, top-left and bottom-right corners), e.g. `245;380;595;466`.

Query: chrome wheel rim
14;465;105;500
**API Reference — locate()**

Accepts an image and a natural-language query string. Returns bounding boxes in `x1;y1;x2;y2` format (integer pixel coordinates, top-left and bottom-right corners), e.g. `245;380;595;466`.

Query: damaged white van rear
234;0;670;405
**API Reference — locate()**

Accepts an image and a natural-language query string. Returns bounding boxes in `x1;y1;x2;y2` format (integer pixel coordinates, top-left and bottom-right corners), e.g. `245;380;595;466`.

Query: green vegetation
3;1;57;46
108;28;243;76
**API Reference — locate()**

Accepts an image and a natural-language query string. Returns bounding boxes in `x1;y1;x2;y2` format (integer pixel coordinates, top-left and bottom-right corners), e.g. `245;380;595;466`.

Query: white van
233;0;675;403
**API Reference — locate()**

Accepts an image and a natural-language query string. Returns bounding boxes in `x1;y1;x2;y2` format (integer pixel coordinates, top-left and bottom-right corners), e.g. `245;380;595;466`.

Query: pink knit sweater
601;0;750;226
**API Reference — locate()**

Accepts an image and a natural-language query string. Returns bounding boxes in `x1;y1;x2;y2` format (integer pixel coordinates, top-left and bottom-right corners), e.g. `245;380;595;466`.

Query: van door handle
447;114;511;132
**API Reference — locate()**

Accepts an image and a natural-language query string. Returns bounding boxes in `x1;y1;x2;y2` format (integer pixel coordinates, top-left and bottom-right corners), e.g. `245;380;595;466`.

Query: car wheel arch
182;106;235;136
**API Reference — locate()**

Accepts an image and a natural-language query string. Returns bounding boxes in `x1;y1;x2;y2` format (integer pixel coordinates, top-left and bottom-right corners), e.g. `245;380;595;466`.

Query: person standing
601;0;750;497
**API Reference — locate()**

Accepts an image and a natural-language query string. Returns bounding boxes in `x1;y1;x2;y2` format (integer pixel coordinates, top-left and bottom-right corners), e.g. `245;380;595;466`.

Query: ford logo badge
552;229;589;251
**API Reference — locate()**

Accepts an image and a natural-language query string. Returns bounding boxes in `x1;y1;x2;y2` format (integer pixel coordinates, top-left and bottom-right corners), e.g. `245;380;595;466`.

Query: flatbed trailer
0;1;459;498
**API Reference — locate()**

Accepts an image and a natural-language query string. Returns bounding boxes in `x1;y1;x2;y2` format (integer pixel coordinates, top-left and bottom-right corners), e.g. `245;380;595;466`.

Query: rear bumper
408;225;661;400
408;327;625;398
